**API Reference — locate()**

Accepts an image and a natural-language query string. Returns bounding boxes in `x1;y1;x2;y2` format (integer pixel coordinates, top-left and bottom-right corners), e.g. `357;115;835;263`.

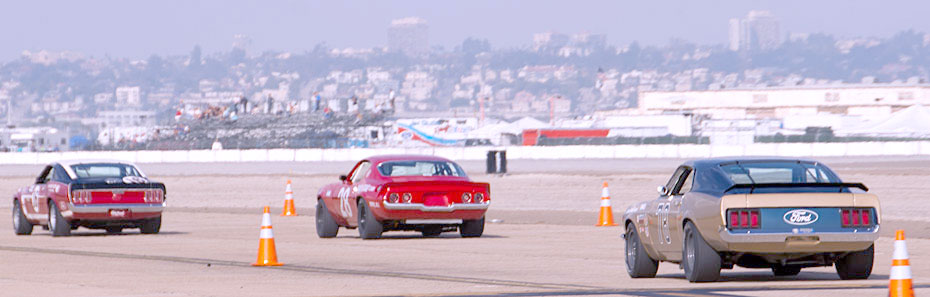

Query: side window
663;167;686;195
36;166;53;184
676;168;694;195
53;165;71;182
45;167;56;182
351;162;371;184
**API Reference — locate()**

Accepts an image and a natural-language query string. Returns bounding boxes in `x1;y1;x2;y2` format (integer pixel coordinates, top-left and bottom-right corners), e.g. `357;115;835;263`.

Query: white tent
465;117;550;145
839;105;930;137
506;116;549;133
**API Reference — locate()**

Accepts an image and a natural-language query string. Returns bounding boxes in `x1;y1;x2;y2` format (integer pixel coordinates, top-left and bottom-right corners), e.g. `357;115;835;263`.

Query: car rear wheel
836;245;874;280
772;264;802;276
48;202;71;237
12;200;33;235
315;200;339;238
421;225;442;237
460;217;484;238
625;223;658;278
357;200;382;240
140;216;161;234
105;226;123;234
683;221;721;282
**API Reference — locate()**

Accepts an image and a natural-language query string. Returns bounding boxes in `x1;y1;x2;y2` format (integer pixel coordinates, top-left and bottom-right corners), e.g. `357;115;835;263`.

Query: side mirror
35;177;45;184
339;175;348;182
657;186;668;196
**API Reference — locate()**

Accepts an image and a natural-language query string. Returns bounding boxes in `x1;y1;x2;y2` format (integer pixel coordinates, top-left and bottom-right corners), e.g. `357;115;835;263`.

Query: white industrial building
639;84;930;119
115;86;141;105
0;127;70;152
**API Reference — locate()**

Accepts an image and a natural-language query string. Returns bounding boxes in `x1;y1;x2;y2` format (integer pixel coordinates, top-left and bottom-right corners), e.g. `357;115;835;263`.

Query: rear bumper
717;225;879;253
383;202;490;212
373;201;489;221
70;203;165;214
65;202;165;220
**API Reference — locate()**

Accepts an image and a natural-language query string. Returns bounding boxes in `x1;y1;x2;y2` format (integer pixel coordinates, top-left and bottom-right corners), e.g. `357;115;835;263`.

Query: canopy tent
505;116;549;132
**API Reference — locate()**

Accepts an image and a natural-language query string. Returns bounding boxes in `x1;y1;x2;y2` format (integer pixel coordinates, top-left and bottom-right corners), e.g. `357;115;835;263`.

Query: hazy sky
2;0;929;61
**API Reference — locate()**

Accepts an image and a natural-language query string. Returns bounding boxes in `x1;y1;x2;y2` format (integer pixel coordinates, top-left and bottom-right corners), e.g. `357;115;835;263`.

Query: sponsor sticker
122;176;149;184
109;209;129;217
783;209;819;225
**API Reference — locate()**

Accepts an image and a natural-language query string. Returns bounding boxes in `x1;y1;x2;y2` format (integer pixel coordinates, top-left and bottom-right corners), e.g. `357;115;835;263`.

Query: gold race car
622;157;879;282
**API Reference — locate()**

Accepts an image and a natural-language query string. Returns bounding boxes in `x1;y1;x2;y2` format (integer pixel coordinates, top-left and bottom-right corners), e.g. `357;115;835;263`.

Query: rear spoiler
725;182;869;193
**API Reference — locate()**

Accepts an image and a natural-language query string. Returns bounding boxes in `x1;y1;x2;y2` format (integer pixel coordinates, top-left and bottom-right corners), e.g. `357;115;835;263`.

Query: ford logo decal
783;209;819;225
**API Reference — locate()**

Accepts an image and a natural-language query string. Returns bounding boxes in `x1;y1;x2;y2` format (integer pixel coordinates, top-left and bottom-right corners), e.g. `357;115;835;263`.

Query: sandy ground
1;156;930;296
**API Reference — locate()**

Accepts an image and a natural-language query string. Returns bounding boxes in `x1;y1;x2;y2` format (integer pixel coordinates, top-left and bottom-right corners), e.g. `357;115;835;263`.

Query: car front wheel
460;217;484;238
140;216;161;234
12;200;33;235
625;223;658;278
48;202;71;237
315;200;339;238
836;245;874;280
683;221;721;282
357;200;382;239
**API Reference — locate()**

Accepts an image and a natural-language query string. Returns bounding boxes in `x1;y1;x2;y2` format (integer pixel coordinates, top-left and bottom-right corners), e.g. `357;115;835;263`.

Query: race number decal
31;190;40;212
655;203;671;244
337;187;353;218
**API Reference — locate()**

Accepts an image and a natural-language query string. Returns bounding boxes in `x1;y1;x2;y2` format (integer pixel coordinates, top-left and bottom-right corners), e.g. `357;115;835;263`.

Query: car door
663;166;694;261
27;166;53;220
336;161;371;226
651;166;688;259
46;165;72;213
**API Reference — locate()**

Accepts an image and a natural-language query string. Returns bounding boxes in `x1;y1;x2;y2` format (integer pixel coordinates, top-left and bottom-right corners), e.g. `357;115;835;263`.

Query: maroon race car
316;155;490;239
12;160;166;236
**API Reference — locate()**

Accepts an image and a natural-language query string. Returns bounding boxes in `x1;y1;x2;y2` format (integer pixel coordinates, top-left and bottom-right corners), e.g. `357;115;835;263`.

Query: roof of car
364;155;455;163
686;156;823;168
52;159;147;180
54;159;137;167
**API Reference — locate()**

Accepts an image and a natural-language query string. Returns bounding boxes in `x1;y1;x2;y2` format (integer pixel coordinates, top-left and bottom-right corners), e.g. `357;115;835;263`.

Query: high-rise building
115;86;141;105
728;10;781;51
728;18;744;51
387;17;429;57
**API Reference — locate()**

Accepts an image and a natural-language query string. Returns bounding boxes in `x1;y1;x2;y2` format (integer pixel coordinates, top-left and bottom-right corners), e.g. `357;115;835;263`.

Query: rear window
720;162;839;184
377;160;466;177
70;163;143;179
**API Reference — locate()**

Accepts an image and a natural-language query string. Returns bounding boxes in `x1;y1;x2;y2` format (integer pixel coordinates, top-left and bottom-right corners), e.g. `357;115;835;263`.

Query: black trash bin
498;151;507;174
486;151;497;174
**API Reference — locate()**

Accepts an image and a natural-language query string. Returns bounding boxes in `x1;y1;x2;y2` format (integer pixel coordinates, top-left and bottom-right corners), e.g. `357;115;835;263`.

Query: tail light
70;190;92;204
727;209;761;229
387;193;399;203
461;193;472;203
475;193;485;203
841;208;874;227
401;193;412;203
143;190;164;203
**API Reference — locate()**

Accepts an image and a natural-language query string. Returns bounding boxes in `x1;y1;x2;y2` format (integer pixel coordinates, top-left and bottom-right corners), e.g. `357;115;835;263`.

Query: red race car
12;160;166;236
316;155;490;239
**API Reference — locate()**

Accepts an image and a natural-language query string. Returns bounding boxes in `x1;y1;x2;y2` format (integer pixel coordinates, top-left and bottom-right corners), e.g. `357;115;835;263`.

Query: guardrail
2;141;930;164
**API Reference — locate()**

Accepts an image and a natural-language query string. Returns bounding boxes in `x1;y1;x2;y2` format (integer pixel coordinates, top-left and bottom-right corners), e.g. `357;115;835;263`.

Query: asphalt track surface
3;157;930;296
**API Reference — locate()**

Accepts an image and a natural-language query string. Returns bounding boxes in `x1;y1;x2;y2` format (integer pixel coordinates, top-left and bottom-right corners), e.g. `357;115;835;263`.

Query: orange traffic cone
253;206;283;266
281;179;297;216
890;230;914;297
596;182;618;226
